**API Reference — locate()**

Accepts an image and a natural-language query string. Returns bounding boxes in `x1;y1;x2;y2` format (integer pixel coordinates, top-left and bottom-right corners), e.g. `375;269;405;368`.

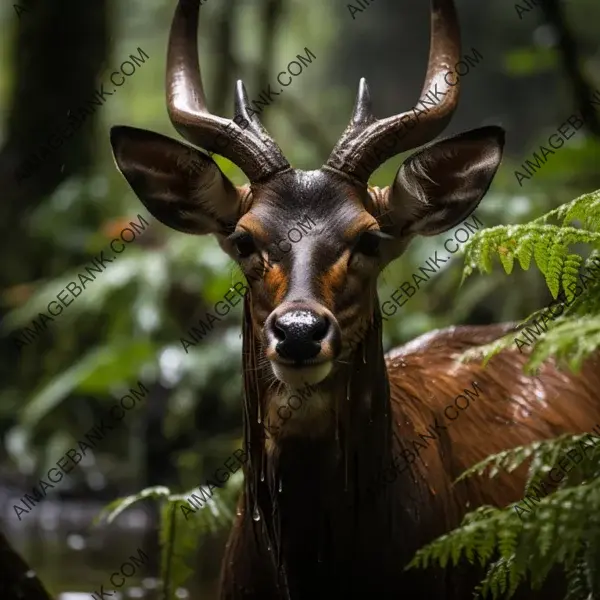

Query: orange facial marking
320;250;349;309
236;212;268;240
343;210;379;242
264;262;288;305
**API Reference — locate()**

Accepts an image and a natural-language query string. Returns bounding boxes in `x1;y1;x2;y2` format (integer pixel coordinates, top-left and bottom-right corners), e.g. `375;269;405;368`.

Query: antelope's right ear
110;126;249;236
374;126;504;239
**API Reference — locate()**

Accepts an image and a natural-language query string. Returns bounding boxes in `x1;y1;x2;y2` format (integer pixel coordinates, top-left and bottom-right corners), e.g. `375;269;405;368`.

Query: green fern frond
167;470;242;535
411;479;600;597
455;433;595;486
455;440;540;483
407;504;520;572
462;223;600;293
97;473;243;598
477;556;524;600
160;501;191;600
96;485;171;525
565;552;593;600
532;227;553;278
422;189;600;599
460;188;600;303
157;474;242;600
546;232;567;298
459;254;600;372
527;314;600;372
515;233;535;271
457;330;517;366
546;189;600;231
514;479;600;579
562;254;583;302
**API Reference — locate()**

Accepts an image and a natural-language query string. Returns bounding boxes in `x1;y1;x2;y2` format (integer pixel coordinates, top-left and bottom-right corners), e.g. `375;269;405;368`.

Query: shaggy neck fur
239;294;421;597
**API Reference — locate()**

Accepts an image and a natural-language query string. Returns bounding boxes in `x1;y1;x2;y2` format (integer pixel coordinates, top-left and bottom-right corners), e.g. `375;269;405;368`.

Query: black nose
272;310;329;361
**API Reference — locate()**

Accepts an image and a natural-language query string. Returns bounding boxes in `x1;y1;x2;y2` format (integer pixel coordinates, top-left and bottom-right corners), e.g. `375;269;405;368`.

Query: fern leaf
562;254;583;302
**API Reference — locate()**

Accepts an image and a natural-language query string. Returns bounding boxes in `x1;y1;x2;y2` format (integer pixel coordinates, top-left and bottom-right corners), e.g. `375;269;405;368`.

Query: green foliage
409;477;600;599
3;0;600;595
456;432;600;496
98;473;243;598
159;473;242;596
460;189;600;372
409;189;600;598
462;189;600;292
503;47;559;77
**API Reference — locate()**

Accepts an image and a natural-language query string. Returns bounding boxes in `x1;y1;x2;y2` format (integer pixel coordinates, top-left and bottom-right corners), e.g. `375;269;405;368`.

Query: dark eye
354;231;384;257
228;231;256;258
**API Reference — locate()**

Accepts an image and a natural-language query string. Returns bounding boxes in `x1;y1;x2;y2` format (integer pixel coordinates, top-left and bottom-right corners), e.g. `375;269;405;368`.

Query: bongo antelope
109;0;600;597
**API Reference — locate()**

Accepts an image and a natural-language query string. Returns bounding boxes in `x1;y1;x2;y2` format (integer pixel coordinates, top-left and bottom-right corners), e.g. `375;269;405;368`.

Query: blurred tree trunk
254;0;285;129
211;0;237;114
539;0;600;137
0;0;109;289
0;528;54;600
0;0;109;387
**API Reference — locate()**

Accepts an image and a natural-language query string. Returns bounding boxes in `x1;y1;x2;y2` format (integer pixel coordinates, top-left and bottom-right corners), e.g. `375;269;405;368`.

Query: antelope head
110;0;504;441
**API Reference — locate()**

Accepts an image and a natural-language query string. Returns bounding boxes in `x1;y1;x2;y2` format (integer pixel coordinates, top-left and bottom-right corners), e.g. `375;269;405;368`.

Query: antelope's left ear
374;126;504;237
110;125;249;237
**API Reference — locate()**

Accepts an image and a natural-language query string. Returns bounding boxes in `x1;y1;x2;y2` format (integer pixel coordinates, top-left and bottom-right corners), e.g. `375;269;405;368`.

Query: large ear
110;126;249;236
373;126;504;238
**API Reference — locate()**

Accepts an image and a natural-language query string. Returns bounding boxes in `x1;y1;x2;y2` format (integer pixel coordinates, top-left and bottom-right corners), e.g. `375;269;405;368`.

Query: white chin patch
265;362;334;441
270;361;332;387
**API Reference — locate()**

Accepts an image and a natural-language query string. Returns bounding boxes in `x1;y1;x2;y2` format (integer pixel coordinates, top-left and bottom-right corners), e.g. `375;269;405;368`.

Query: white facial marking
271;361;332;387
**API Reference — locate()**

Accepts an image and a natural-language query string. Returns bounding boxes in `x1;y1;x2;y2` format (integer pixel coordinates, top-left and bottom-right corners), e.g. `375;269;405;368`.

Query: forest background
0;0;598;597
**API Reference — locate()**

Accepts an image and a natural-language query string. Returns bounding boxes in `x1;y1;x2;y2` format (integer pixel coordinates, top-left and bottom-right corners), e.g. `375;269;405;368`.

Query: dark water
1;489;221;599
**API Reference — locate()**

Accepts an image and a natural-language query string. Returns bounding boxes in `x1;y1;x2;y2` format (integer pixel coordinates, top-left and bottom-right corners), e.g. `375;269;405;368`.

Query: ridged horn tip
234;79;251;120
351;78;375;126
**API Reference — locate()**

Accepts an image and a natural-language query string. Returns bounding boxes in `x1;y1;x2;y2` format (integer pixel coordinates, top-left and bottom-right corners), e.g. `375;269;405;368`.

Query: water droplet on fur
253;506;261;521
236;506;242;517
278;479;283;493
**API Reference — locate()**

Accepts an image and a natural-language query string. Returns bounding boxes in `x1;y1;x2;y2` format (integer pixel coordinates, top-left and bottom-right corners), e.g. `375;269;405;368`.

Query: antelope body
110;0;600;597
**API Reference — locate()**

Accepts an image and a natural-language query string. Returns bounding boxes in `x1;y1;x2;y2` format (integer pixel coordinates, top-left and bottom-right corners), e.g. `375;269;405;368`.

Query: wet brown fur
110;132;599;598
109;64;598;600
107;2;600;595
220;315;600;600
